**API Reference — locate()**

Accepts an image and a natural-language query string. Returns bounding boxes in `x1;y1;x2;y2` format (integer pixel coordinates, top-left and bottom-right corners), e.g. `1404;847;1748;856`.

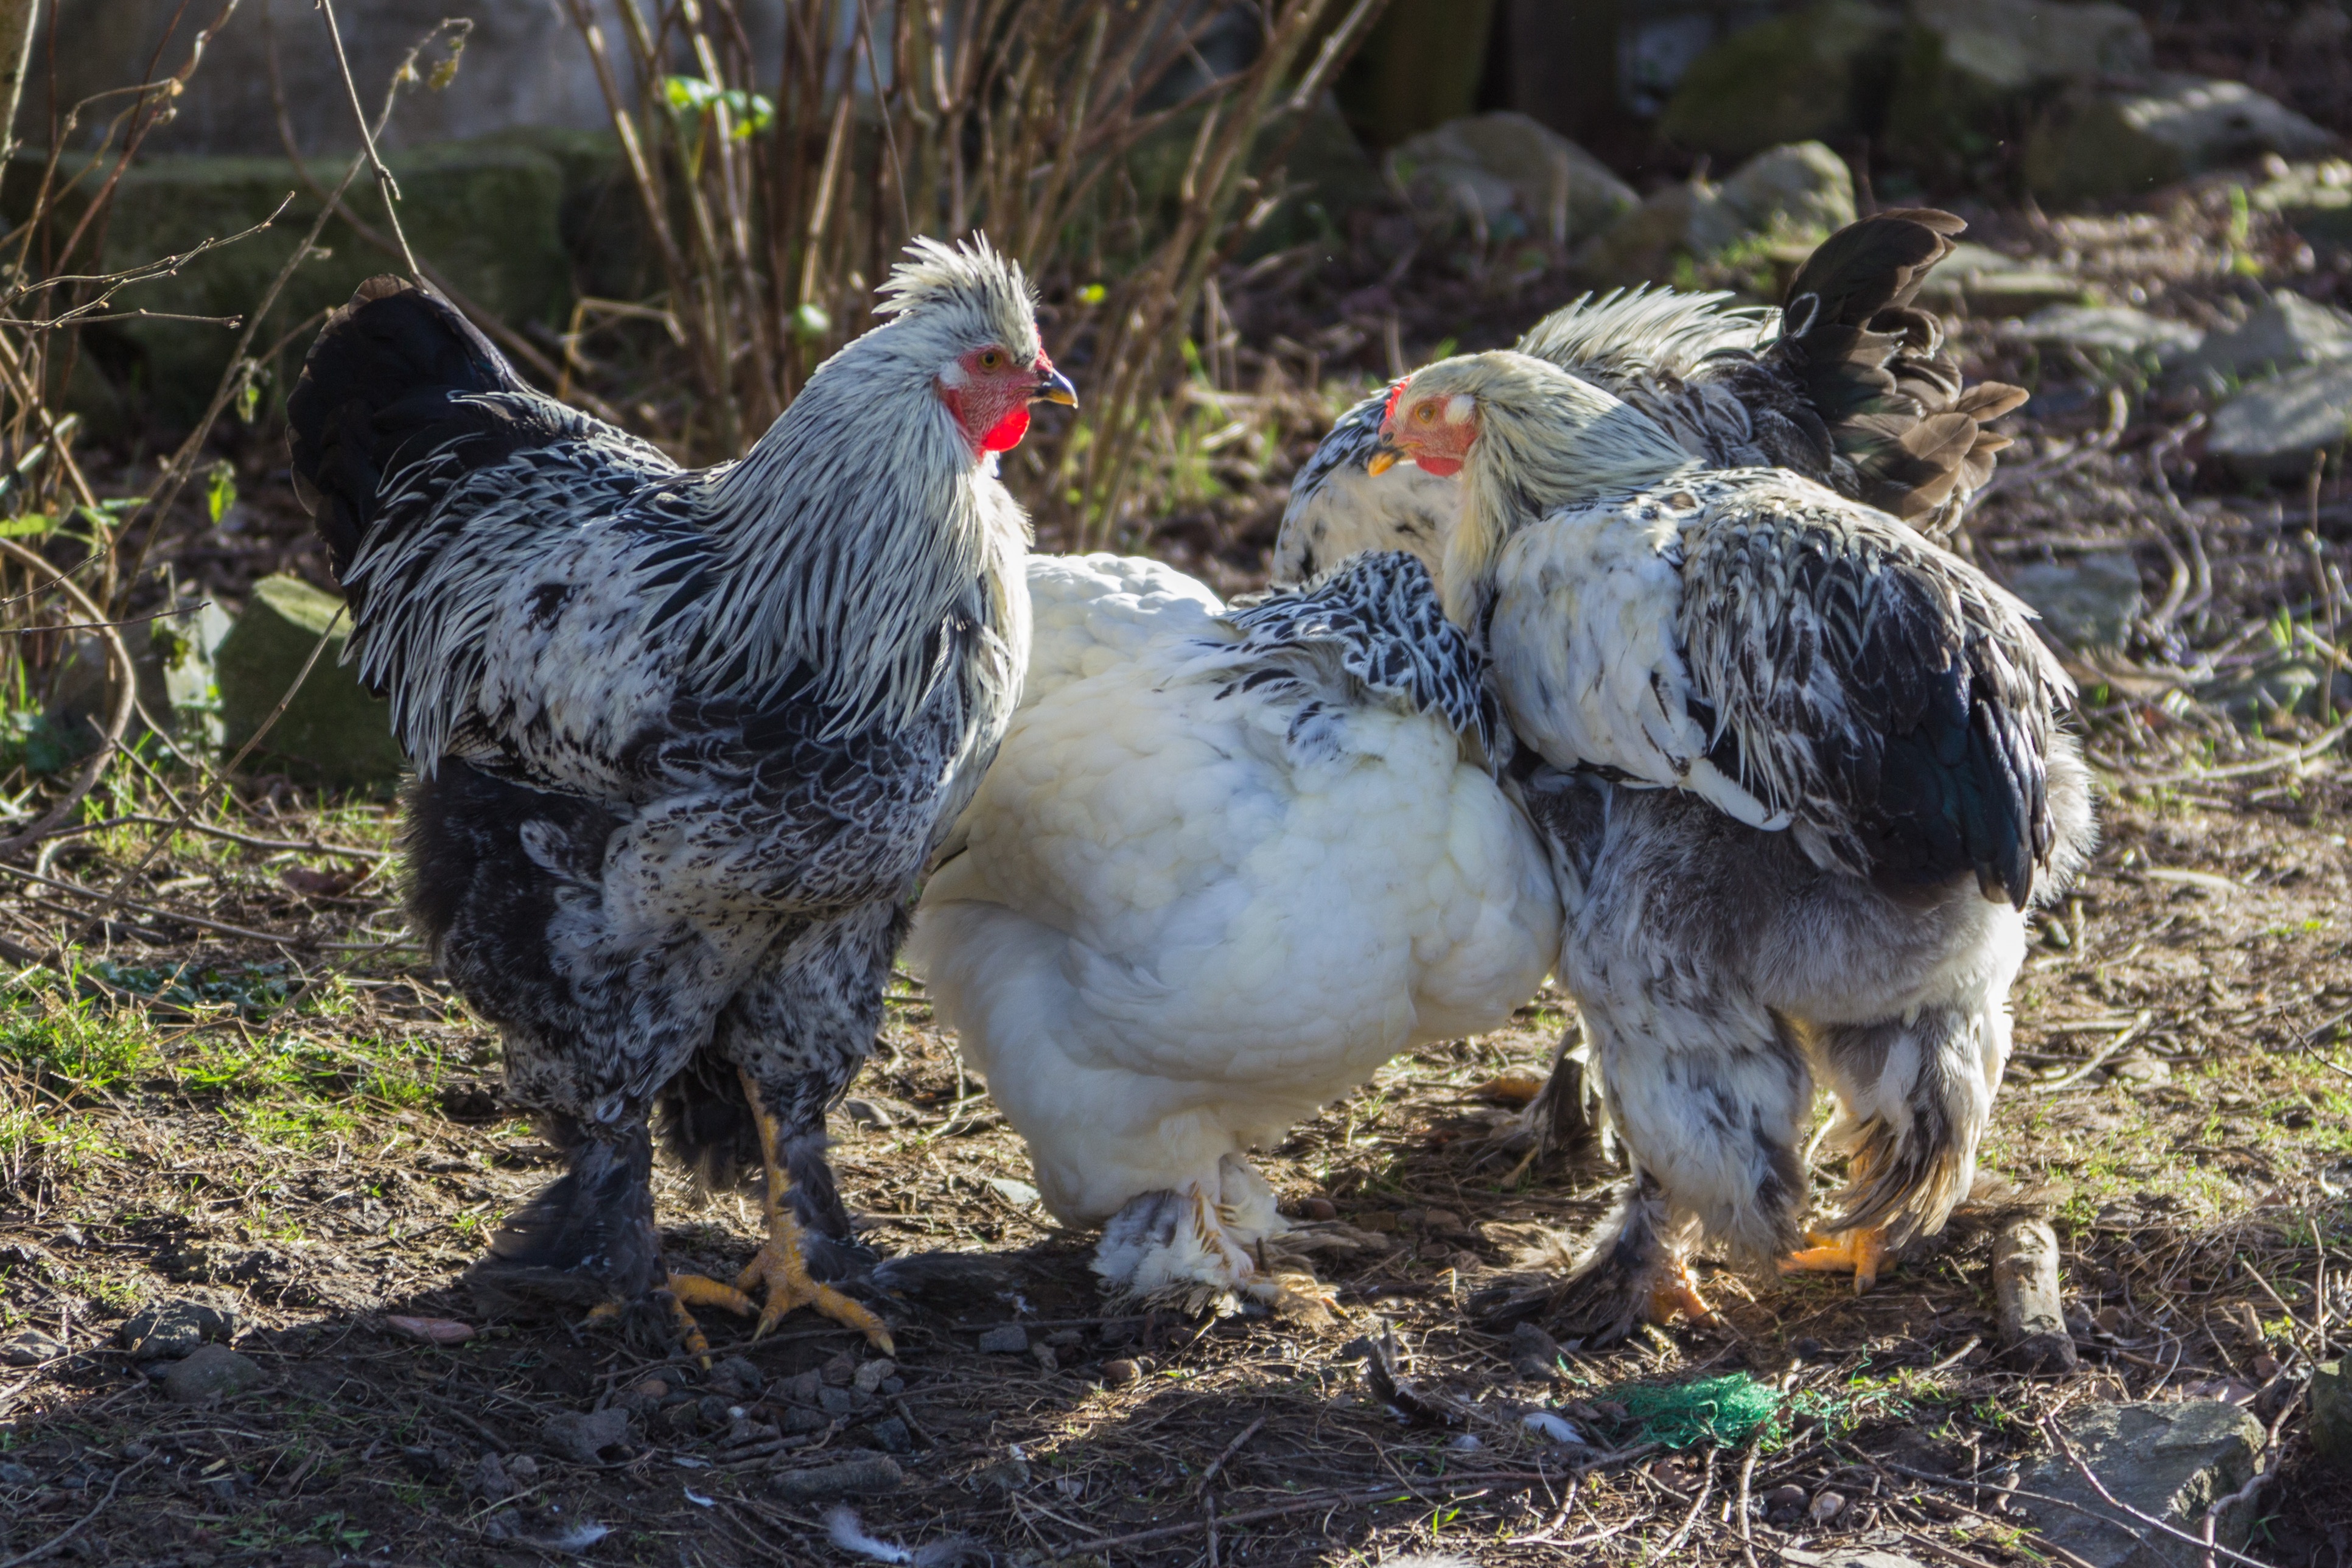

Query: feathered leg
1486;1002;1811;1345
1785;995;2003;1293
662;905;905;1350
1093;1155;1335;1321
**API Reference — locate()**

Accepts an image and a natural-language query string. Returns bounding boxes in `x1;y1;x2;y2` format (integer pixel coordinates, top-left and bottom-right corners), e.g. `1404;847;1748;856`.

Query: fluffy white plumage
912;551;1559;1311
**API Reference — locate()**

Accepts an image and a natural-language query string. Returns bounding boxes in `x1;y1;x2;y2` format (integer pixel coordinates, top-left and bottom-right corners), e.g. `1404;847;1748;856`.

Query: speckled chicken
909;551;1558;1315
1276;209;2025;584
1376;351;2095;1343
285;239;1073;1351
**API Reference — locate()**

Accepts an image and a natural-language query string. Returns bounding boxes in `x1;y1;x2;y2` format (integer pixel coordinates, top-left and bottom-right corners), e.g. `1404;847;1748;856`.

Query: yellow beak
1034;368;1079;408
1367;443;1401;477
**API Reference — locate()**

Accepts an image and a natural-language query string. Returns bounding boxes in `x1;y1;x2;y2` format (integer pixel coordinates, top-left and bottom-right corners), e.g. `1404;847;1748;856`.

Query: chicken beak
1367;439;1402;477
1034;368;1079;408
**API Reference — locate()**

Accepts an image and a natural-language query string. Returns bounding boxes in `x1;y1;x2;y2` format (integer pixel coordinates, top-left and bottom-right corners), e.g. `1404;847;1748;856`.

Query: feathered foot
466;1125;662;1313
1096;1165;1337;1325
1471;1174;1707;1346
1779;1227;1886;1293
668;1068;894;1353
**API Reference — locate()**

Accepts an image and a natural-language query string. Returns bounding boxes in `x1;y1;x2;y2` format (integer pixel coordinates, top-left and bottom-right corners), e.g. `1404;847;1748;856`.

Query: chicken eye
1413;402;1435;425
977;348;1006;372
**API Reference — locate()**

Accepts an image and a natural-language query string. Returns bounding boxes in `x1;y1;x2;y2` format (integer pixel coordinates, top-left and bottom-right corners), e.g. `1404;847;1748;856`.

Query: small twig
2202;1469;2267;1568
1650;1447;1716;1560
1735;1443;1760;1568
2031;1011;2153;1093
0;603;208;635
315;0;417;276
1194;1415;1262;1495
0;1455;149;1568
0;539;136;861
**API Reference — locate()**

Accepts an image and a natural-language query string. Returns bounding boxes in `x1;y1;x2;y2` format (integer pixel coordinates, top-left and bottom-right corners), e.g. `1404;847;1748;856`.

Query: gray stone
2009;305;2203;359
2;1329;63;1367
1507;1320;1566;1381
160;1343;268;1405
976;1324;1029;1355
2205;357;2352;477
34;1;627;157
119;1294;239;1360
13;139;576;430
851;1358;896;1395
1578;141;1854;286
1390;113;1638;248
769;1454;903;1505
541;1407;634;1465
2028;76;2338;207
986;1177;1041;1209
2169;292;2352;391
707;1356;763;1401
2253;158;2352;251
1914;243;2090;316
864;1415;913;1455
2314;1360;2351;1465
2006;553;2144;649
1886;0;2152;178
1779;1550;1933;1568
1657;1;1901;163
2017;1400;2265;1568
214;574;407;787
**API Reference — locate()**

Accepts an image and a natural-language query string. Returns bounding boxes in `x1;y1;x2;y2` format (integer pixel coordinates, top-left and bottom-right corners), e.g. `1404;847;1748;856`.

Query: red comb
1382;376;1407;425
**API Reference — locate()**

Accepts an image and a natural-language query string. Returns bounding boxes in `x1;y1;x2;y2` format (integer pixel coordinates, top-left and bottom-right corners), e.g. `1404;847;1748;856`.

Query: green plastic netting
1613;1373;1782;1449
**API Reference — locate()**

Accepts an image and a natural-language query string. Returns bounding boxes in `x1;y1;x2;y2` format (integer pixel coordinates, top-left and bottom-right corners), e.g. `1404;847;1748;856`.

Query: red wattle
1415;455;1463;477
981;405;1031;453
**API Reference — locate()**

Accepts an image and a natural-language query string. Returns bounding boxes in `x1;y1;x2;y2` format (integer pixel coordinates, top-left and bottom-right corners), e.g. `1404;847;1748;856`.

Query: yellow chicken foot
585;1275;753;1366
1779;1227;1887;1293
1645;1258;1715;1326
723;1066;895;1354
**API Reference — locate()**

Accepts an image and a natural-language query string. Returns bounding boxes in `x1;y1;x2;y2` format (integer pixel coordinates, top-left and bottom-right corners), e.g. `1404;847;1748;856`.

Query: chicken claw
1780;1227;1886;1293
732;1213;895;1353
586;1276;751;1365
1645;1258;1715;1326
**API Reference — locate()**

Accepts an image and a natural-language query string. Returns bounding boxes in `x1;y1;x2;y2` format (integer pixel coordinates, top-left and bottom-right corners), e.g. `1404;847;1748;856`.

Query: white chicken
911;550;1559;1314
1377;351;2095;1343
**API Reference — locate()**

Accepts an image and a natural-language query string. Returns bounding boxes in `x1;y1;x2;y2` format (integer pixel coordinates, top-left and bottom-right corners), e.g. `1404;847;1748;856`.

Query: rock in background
214;575;405;788
1387;113;1637;247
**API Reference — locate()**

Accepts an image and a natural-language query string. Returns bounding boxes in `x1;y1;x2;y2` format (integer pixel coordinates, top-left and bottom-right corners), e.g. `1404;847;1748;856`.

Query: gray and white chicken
286;238;1073;1351
1377;350;2095;1343
1275;209;2025;586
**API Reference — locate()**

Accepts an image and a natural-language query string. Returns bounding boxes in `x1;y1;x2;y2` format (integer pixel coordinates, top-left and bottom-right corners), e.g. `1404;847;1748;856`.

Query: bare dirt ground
0;755;2345;1567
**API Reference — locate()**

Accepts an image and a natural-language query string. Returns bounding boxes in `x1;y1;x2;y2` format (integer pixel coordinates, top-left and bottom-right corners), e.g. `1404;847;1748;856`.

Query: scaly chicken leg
667;1068;894;1353
1779;1227;1886;1292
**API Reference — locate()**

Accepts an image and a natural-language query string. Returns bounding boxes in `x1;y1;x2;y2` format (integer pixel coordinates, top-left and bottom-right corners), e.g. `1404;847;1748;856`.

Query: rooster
909;550;1558;1316
1275;209;2024;585
286;238;1074;1352
1375;351;2095;1343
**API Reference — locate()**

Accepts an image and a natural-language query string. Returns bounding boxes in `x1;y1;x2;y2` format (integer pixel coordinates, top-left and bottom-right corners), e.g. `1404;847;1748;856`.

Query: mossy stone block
1659;1;1899;164
20;138;567;428
215;575;405;788
1884;0;2154;180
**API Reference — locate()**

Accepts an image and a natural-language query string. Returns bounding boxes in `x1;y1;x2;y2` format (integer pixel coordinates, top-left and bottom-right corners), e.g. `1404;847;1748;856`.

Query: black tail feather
284;277;527;585
1771;210;2028;532
465;1122;660;1313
